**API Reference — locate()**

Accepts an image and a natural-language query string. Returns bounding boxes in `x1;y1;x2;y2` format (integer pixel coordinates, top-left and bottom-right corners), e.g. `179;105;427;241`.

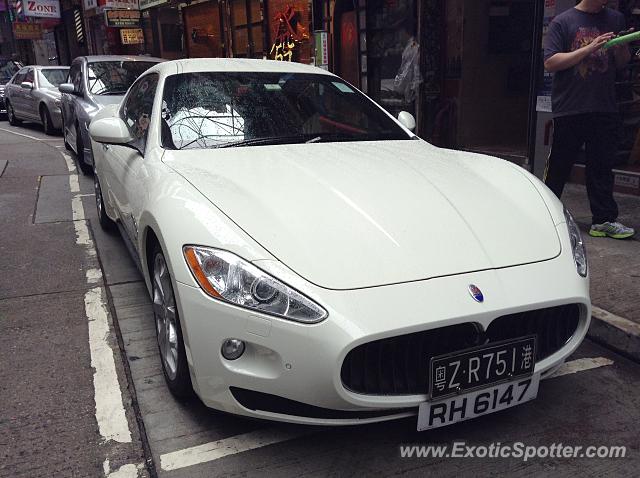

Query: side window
24;68;34;84
69;62;82;93
13;68;27;84
121;74;159;154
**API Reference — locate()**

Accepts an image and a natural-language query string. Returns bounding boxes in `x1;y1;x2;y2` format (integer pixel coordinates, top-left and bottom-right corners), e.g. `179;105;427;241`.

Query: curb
588;306;640;363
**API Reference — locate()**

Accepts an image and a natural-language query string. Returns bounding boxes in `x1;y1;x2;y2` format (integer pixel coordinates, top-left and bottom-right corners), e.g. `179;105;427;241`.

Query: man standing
544;0;635;239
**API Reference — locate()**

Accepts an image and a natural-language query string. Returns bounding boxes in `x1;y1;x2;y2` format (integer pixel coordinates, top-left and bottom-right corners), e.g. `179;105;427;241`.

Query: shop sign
120;27;144;44
139;0;166;10
23;0;61;18
105;9;140;27
84;0;97;10
270;4;309;62
314;31;328;69
98;0;139;9
13;21;43;39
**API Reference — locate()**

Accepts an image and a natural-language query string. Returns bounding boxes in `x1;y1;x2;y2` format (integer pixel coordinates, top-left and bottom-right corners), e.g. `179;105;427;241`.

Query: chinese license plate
417;374;540;431
430;336;536;399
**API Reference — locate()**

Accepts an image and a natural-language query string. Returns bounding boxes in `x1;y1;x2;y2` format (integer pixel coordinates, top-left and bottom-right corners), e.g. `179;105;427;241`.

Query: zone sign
24;0;61;18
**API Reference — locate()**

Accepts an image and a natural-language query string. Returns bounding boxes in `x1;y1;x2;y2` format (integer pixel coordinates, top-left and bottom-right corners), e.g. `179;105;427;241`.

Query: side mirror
397;111;416;132
21;81;33;90
89;117;134;145
59;83;76;95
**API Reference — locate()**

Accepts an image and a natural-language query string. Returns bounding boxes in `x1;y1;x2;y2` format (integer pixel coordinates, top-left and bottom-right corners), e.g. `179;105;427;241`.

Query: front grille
341;323;481;395
341;304;581;396
486;303;580;361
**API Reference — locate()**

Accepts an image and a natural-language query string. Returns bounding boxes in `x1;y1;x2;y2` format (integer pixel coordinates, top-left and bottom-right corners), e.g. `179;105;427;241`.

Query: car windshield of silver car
87;61;158;96
39;69;69;88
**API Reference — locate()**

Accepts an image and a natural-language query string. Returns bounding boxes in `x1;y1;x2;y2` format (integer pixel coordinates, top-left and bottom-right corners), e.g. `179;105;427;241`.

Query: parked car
5;65;69;134
59;55;163;173
89;59;590;429
0;58;22;118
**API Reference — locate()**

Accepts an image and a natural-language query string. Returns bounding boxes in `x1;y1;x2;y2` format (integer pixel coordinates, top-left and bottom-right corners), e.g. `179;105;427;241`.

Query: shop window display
268;0;311;63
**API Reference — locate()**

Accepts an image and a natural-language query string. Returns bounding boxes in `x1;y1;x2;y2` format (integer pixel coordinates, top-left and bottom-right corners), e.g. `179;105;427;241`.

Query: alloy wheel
153;253;179;380
94;174;103;218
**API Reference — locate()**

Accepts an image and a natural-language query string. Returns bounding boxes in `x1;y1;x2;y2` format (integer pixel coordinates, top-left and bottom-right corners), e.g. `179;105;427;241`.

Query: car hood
163;140;561;290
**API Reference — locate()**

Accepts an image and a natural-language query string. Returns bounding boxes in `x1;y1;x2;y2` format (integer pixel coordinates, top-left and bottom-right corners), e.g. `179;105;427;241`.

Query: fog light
221;338;245;360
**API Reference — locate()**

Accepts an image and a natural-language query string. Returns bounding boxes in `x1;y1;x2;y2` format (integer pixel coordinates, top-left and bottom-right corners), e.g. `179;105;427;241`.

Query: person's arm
544;32;615;72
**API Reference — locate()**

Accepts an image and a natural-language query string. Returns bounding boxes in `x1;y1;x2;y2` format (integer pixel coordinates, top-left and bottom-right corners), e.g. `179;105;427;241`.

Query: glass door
229;0;265;58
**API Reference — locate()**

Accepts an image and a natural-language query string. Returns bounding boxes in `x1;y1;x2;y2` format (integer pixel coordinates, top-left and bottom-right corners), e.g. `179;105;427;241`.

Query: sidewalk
561;183;640;360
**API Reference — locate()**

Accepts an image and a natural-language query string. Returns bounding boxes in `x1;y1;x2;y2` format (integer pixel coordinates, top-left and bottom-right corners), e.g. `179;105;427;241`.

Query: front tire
75;126;92;175
151;246;194;399
62;113;72;151
94;171;115;231
6;101;21;126
40;105;55;135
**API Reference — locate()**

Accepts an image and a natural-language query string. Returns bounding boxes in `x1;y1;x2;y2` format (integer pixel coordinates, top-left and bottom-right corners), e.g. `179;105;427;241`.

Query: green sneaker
589;221;635;239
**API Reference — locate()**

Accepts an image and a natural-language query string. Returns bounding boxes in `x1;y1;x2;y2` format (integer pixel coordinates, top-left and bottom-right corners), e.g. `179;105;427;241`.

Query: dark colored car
0;59;22;117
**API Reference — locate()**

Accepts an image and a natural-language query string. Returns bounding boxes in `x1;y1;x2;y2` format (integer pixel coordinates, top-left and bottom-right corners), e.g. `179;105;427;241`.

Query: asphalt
1;120;639;477
0;123;147;477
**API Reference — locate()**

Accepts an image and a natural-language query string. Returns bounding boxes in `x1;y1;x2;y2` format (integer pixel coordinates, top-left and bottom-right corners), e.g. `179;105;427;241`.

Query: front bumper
173;245;590;426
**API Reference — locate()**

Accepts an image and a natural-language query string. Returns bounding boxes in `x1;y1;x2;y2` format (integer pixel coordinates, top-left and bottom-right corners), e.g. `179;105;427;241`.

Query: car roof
144;58;335;77
76;55;165;63
22;65;69;70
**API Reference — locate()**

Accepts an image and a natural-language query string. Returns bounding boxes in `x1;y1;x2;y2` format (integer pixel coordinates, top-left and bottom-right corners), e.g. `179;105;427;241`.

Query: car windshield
39;68;69;88
87;61;157;95
161;72;412;150
0;60;20;82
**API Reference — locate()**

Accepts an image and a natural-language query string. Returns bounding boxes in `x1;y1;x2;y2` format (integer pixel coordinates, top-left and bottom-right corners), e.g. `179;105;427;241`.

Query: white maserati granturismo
89;59;590;430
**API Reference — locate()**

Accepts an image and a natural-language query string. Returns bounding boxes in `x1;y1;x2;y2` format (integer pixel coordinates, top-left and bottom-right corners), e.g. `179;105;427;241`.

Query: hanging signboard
120;27;144;44
105;9;140;27
13;21;43;39
139;0;166;10
314;31;328;69
98;0;139;9
23;0;61;19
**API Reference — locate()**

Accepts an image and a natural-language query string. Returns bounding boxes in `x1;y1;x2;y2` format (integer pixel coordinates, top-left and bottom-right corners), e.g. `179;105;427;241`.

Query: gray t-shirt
543;7;625;117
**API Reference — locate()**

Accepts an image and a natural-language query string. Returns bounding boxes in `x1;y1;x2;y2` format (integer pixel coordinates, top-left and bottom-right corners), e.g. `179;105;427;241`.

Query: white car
89;59;590;430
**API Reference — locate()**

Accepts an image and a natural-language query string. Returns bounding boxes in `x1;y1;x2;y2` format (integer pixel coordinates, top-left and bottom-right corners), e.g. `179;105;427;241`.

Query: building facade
5;0;640;194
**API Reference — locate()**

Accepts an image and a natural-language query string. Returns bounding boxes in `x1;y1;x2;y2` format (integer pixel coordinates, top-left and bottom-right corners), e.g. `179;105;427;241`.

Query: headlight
564;208;587;277
183;245;328;323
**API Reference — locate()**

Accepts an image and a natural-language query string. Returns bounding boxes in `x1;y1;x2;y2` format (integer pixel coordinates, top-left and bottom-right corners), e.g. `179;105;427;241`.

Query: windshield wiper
302;132;365;143
97;89;129;95
215;134;320;148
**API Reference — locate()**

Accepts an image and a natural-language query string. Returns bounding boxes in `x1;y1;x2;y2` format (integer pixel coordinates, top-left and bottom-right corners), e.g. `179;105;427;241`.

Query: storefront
85;0;145;55
180;0;269;59
13;0;63;64
144;0;185;59
318;0;539;164
267;0;312;62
